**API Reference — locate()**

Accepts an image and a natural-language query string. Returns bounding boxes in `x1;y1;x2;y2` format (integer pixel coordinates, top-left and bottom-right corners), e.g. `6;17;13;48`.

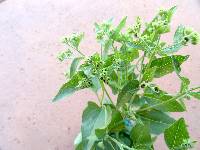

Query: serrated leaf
81;102;112;150
150;55;189;78
70;57;83;77
143;93;186;112
142;66;157;82
136;109;175;135
130;123;152;149
53;71;85;101
117;80;139;107
189;92;200;100
164;118;190;150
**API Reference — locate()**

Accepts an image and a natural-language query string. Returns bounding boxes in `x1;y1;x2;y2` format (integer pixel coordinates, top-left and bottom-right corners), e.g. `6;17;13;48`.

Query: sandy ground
0;0;200;150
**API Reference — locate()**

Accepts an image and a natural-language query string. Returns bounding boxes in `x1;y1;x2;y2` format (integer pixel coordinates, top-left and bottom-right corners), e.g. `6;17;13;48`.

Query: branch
137;86;200;113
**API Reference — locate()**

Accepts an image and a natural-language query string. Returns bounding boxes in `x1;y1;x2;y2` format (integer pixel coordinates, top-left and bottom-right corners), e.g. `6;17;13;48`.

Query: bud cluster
62;33;84;49
95;20;113;41
85;54;111;84
57;50;72;62
127;17;142;37
77;77;93;89
182;28;200;45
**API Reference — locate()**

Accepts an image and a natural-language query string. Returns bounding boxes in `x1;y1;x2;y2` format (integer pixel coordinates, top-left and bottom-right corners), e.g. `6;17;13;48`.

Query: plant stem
66;43;85;57
138;52;146;82
137;86;200;113
138;37;160;83
135;56;143;72
101;81;114;105
125;65;128;81
95;92;101;104
100;44;103;58
101;86;105;105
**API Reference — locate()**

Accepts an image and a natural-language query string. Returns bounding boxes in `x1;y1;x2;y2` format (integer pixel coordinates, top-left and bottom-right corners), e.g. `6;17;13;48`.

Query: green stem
138;52;146;82
139;37;160;83
125;65;128;81
118;71;121;87
95;92;101;104
100;81;114;105
77;50;85;57
137;86;200;113
101;86;105;105
100;44;103;58
135;56;143;72
66;43;85;57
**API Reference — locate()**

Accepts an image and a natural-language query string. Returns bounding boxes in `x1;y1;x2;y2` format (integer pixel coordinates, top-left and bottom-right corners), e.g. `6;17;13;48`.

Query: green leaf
143;93;186;112
180;77;190;93
164;118;190;150
103;39;113;58
143;6;176;36
120;49;139;63
162;25;185;54
70;57;83;78
103;140;119;150
174;25;185;43
53;71;85;101
171;56;191;94
171;55;181;74
162;43;183;54
91;76;101;92
117;80;139;107
114;17;127;37
108;109;124;132
108;71;120;95
142;66;157;82
81;102;112;150
150;55;189;78
118;132;132;147
74;133;83;150
95;141;105;150
189;92;200;100
130;123;152;149
136;109;175;135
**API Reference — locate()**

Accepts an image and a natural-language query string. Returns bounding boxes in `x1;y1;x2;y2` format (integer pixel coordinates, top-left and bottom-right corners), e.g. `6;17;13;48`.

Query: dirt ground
0;0;200;150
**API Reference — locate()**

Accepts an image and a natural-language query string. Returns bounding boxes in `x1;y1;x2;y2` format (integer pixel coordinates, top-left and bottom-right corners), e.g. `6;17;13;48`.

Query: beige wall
0;0;200;149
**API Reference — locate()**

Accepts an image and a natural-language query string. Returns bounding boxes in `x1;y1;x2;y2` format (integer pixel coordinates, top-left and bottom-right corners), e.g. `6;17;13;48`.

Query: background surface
0;0;200;149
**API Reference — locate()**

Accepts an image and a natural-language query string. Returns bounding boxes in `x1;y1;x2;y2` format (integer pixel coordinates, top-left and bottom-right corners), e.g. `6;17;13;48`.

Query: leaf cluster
53;6;200;150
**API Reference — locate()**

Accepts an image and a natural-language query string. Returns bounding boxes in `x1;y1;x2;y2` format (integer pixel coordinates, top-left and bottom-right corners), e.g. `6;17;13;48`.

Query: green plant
53;6;200;150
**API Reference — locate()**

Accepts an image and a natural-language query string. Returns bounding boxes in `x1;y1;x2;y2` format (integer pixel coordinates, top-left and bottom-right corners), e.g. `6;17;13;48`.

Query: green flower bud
57;50;72;61
154;86;159;92
140;83;146;88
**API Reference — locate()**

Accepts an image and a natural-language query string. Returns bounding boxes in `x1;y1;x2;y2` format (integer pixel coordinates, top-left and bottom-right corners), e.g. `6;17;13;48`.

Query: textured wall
0;0;200;149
